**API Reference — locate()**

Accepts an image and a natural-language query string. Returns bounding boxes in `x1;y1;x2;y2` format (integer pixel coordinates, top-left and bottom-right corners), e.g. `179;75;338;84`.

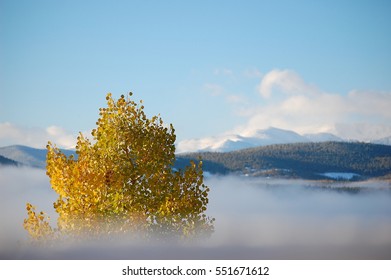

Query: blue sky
1;0;391;149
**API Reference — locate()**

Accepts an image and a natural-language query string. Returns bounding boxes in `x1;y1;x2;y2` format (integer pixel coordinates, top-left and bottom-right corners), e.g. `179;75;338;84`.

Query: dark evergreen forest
176;142;391;180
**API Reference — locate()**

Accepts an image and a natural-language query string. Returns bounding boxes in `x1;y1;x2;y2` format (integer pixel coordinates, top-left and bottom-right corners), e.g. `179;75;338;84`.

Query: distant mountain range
0;145;76;169
176;127;391;153
1;141;391;181
177;141;391;180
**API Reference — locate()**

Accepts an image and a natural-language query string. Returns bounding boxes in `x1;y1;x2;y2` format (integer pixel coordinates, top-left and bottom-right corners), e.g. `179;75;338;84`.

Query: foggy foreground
1;167;390;259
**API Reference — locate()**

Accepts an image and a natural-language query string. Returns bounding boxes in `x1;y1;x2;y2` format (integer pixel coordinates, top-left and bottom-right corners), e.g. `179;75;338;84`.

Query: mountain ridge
0;145;76;168
2;142;391;181
177;127;391;153
177;141;391;181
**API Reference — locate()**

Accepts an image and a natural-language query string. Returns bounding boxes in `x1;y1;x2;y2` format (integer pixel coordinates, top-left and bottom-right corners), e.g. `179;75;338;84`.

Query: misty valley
0;166;390;259
0;141;391;259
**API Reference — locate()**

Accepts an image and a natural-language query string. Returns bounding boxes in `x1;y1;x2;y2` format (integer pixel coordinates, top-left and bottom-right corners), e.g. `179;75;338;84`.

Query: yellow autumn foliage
24;93;214;241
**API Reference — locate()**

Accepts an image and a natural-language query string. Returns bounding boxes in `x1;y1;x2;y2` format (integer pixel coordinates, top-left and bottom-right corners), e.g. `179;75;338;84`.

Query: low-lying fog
1;167;390;259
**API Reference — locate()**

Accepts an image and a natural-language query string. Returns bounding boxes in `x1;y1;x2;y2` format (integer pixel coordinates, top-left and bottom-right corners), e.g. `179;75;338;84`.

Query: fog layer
1;167;390;259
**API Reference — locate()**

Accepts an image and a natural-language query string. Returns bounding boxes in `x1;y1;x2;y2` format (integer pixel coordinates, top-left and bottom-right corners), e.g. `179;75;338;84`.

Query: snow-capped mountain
303;132;344;142
177;127;346;153
217;127;310;152
250;127;308;144
2;129;391;164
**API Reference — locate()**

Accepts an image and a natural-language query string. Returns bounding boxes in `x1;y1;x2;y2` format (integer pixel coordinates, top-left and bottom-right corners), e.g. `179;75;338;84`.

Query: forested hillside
176;142;391;180
0;155;18;167
2;142;391;180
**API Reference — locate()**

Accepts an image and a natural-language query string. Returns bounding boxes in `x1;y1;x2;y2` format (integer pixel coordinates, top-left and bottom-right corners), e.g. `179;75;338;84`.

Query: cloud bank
178;69;391;152
1;168;390;259
249;69;391;138
0;122;77;149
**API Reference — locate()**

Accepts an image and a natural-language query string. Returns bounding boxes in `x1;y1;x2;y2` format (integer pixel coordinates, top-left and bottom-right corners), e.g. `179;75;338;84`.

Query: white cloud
334;123;391;142
176;134;235;154
346;90;391;120
179;69;391;152
257;69;318;98
0;122;77;149
46;126;78;148
177;137;216;154
240;69;391;139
